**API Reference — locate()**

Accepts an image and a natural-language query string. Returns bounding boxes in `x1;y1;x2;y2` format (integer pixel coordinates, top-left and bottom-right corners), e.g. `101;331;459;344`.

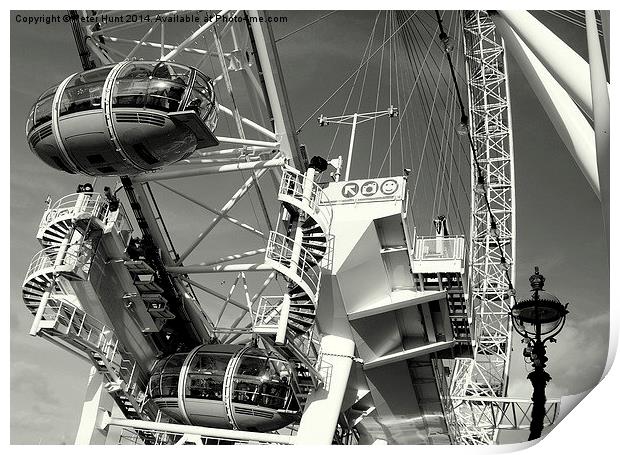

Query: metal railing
265;232;321;300
36;298;149;406
253;296;283;330
432;358;462;443
279;167;333;232
25;243;93;281
107;203;134;246
39;192;133;245
413;236;466;261
116;428;276;445
293;324;322;362
40;192;108;230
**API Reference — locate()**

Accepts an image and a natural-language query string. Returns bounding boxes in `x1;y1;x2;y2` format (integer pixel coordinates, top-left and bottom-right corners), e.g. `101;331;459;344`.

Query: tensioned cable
432;11;458;221
396;16;444;193
275;11;338;43
375;13;443;177
404;12;468;235
434;70;458;222
297;11;418;133
367;12;389;177
393;13;405;178
416;11;470;88
434;10;515;293
444;13;465;226
404;12;472;171
388;11;393;177
545;10;603;34
408;19;472;221
325;12;381;161
438;12;464;228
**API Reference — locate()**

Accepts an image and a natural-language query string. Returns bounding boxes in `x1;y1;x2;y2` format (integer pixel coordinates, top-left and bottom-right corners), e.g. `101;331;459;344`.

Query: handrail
279;167;333;232
253;296;283;328
39;298;150;404
24;243;93;281
265;232;321;299
39;192;133;244
40;192;108;230
414;236;466;261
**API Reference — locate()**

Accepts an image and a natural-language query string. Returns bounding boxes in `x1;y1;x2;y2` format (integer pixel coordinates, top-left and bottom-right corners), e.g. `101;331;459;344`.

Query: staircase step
288;313;313;325
42;232;67;241
301;242;327;251
23;285;45;294
302;233;327;241
48;223;70;234
289;306;315;315
289;293;310;302
288;320;308;334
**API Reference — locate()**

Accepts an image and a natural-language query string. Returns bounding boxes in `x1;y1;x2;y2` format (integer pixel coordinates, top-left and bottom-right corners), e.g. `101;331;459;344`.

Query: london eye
11;9;609;445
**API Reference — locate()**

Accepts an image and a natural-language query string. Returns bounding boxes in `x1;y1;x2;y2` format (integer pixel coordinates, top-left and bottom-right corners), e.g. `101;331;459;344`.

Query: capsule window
185;352;231;400
186;73;216;122
156;353;185;398
28;84;58;133
112;62;191;113
148;358;167;398
32;96;53;130
232;355;289;409
26;109;34;134
39;84;59;101
59;67;112;116
113;63;153;109
145;63;190;112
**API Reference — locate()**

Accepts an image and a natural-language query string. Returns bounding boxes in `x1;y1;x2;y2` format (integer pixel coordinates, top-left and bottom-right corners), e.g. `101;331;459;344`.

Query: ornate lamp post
510;267;569;440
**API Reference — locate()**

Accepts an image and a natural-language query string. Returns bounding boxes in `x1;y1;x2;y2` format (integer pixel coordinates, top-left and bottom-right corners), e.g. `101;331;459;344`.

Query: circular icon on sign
360;181;378;197
380;179;399;195
341;182;359;198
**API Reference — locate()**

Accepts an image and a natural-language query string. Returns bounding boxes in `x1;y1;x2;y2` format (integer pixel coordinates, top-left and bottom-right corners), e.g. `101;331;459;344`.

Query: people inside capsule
26;61;218;176
148;345;299;432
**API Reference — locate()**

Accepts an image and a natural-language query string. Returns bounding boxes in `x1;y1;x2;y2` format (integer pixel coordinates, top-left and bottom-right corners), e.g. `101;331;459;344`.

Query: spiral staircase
22;193;109;315
253;164;333;410
21;192;156;422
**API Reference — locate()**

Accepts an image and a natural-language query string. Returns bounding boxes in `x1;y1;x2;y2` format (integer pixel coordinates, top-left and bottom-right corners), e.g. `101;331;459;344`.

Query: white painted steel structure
449;11;516;445
19;9;608;446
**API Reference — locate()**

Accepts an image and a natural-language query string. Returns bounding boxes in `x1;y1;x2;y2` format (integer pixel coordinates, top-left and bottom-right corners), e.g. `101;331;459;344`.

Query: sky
9;10;609;445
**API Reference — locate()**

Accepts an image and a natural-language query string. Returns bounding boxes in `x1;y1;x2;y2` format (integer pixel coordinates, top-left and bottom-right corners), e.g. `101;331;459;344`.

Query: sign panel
321;176;406;204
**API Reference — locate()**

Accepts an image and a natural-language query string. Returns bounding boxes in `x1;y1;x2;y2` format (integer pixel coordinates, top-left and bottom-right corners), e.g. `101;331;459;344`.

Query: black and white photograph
9;7;612;447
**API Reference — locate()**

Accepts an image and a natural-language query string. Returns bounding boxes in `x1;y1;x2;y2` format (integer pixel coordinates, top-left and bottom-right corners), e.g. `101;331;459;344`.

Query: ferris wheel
20;9;608;445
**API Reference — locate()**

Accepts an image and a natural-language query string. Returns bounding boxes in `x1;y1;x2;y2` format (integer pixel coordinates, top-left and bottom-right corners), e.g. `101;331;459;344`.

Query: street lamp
510;266;569;441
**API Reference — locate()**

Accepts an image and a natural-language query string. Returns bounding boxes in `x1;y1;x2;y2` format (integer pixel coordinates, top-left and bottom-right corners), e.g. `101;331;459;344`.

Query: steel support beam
160;10;230;61
154;182;267;241
173;167;270;264
497;10;596;117
181;277;247;313
75;367;114;444
492;14;599;198
103;415;294;444
247;10;305;170
167;264;273;274
364;341;455;370
132;157;285;182
295;335;355;444
218;104;278;139
585;10;610;248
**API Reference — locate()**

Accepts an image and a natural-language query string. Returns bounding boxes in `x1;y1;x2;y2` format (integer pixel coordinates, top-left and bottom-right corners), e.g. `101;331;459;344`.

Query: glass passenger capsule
148;344;300;432
25;61;218;176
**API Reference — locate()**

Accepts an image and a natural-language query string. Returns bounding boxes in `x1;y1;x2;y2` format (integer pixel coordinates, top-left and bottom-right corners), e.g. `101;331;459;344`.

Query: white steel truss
450;10;516;445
